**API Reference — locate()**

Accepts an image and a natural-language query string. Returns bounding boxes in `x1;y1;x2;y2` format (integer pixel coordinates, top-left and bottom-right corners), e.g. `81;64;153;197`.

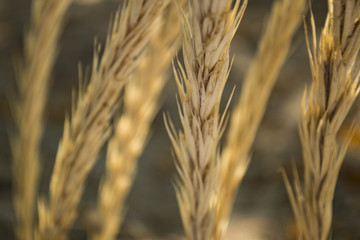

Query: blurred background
1;0;360;239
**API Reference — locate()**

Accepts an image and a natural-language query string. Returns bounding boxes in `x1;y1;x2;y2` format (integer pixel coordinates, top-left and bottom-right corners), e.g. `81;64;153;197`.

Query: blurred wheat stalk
216;0;305;238
11;0;72;240
92;2;182;239
36;1;169;240
282;1;360;240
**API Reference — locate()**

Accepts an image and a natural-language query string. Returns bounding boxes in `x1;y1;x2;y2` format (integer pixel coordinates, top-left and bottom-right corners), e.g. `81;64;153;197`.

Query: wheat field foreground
1;0;360;240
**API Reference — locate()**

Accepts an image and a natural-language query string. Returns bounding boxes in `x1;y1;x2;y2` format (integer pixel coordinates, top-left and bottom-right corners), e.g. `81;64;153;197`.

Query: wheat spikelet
215;0;305;238
11;0;72;239
281;1;360;239
165;1;247;239
36;1;168;239
92;2;181;240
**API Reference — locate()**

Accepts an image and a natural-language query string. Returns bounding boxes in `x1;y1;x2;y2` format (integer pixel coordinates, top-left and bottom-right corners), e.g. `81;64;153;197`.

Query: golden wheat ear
165;0;247;239
36;1;169;240
215;0;306;238
92;1;183;240
11;0;72;240
282;1;360;239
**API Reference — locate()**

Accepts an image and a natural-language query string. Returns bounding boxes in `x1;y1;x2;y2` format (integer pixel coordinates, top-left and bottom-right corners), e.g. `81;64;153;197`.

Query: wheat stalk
215;0;305;238
165;1;247;240
92;2;181;240
281;1;360;239
36;1;168;239
11;0;71;239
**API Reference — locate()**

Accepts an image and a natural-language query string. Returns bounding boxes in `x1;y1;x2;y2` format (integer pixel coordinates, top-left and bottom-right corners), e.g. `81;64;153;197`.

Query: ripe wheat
282;1;360;239
37;1;169;239
11;0;72;240
92;2;181;240
216;0;305;238
165;1;247;239
8;0;360;240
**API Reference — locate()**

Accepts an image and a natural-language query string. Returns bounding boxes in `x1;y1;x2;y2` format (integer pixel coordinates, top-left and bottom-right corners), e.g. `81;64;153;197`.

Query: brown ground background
1;0;360;239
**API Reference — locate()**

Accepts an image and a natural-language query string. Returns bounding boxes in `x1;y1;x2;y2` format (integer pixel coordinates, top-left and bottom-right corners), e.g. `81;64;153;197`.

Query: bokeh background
1;0;360;239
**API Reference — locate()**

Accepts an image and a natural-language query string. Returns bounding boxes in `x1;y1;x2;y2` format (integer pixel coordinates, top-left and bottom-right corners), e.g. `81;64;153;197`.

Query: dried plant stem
215;0;305;238
36;1;168;240
165;1;247;240
93;2;181;240
11;0;71;239
282;1;360;239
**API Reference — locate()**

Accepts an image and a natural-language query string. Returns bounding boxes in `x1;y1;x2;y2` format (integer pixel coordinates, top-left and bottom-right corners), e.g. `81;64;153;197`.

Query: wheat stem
282;1;360;239
11;0;71;239
92;2;180;240
215;0;305;238
36;1;168;239
165;1;247;239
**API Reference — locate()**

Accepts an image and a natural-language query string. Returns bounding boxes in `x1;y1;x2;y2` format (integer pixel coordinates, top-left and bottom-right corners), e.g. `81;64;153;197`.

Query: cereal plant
2;0;359;240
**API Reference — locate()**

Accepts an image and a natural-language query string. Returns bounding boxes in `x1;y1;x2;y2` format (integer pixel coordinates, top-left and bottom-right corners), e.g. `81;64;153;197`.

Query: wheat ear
92;2;181;240
165;1;247;240
281;1;360;239
214;0;305;238
36;1;168;239
11;0;71;239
